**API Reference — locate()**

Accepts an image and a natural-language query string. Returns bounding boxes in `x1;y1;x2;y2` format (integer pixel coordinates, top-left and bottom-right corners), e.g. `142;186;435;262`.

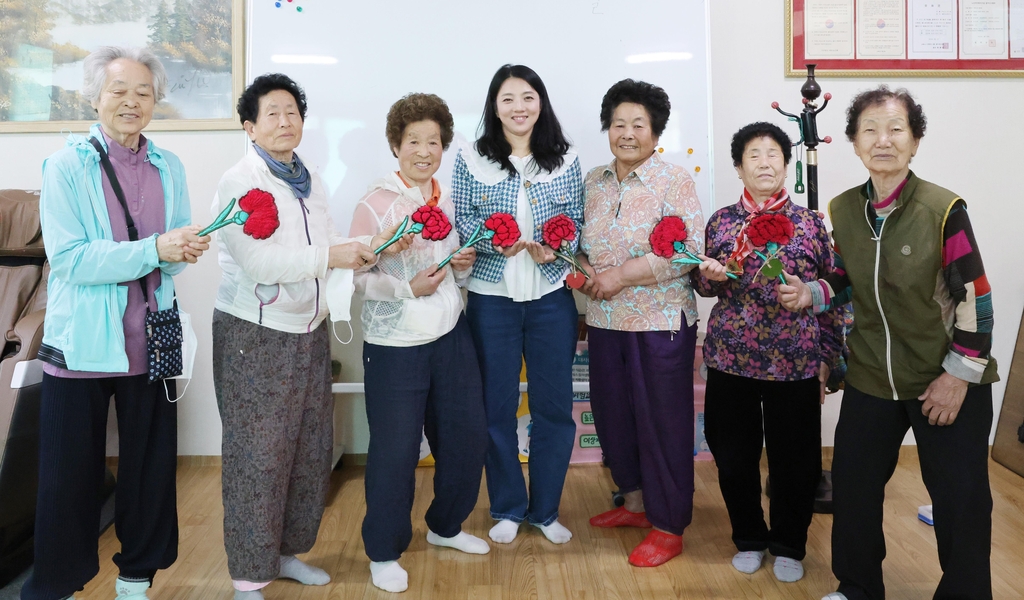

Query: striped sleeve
940;201;992;383
808;243;851;315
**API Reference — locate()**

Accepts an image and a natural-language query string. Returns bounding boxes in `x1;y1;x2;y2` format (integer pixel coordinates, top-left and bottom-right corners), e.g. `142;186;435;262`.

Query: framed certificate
786;0;1024;77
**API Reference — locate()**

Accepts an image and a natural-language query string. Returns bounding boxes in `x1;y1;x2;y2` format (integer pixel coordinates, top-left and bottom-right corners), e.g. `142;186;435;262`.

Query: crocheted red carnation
747;213;794;247
485;212;521;247
411;205;452;241
238;188;279;240
542;214;576;249
649;216;688;258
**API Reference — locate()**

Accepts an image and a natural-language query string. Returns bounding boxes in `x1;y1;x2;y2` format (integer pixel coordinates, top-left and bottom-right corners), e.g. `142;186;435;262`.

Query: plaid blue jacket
451;148;584;284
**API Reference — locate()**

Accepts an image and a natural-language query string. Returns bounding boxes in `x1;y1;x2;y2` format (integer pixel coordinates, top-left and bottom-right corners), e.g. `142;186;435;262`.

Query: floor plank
78;450;1024;599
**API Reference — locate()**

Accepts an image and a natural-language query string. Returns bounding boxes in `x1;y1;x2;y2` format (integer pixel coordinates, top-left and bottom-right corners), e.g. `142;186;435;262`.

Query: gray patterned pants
212;309;333;582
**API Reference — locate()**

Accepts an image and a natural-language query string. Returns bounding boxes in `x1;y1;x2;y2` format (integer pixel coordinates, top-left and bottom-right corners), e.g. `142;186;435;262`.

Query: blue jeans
466;287;578;526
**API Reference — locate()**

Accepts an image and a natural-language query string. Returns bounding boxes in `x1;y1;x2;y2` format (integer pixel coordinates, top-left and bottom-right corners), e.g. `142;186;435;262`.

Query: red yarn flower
542;215;576;249
649;216;688;258
485;212;521;247
238;188;279;240
411;205;452;241
747;213;794;248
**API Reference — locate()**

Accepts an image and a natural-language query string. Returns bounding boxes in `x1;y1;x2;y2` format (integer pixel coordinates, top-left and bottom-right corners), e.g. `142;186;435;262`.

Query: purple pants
588;324;697;535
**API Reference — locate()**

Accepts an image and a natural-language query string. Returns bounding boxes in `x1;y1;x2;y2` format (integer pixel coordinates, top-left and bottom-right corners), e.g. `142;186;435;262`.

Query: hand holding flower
448;247;476;271
697;253;730;282
410;264;447;297
438;212;520;268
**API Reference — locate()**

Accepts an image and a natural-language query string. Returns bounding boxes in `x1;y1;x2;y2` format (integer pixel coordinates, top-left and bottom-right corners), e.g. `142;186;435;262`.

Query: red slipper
589;506;653;528
628;530;683;567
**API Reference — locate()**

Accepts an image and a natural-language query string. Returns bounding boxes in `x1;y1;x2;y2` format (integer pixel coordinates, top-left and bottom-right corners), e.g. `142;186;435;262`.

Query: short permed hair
236;73;308;126
599;79;671;137
385;93;455;157
730;122;793;167
83;46;168;104
844;85;926;142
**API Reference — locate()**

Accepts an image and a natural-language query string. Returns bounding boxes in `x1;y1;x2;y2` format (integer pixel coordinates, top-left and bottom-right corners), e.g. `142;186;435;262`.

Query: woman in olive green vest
779;86;998;600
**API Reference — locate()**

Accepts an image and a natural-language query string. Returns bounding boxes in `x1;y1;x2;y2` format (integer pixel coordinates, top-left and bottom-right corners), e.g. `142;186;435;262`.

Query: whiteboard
247;0;714;234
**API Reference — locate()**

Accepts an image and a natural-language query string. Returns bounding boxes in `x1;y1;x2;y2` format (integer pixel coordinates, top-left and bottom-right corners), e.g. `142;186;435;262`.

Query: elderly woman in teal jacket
25;46;209;600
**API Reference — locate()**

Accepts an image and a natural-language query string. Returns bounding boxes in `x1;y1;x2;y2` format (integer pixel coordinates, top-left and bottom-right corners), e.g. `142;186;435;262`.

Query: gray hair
82;46;168;103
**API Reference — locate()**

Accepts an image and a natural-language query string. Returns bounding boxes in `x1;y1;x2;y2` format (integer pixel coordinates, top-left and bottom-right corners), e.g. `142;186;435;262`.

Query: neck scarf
727;187;790;271
253;143;312;199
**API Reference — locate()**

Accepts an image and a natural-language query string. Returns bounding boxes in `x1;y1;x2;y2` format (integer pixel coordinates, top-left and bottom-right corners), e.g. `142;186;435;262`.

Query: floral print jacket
691;199;843;381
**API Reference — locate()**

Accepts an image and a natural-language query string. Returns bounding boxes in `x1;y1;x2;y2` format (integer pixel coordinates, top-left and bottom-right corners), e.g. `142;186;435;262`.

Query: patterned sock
279;555;330;585
488;519;520;544
731;550;765;574
426;530;490;554
773;557;805;582
370;560;408;593
589;506;653;528
628;530;684;567
233;592;264;600
535;520;573;544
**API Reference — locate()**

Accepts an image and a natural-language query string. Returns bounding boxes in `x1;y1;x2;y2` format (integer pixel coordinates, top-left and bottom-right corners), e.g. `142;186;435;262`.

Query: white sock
534;520;572;544
369;560;408;593
488;519;520;544
821;594;849;600
233;592;264;600
773;556;805;582
426;529;490;554
279;555;330;586
731;550;765;574
114;577;150;600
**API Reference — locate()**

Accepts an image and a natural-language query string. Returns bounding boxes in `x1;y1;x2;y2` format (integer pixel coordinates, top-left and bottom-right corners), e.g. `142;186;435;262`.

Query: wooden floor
82;450;1024;599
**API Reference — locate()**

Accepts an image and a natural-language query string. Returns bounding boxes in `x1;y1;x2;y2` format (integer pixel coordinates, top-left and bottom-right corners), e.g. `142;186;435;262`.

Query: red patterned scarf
726;188;790;272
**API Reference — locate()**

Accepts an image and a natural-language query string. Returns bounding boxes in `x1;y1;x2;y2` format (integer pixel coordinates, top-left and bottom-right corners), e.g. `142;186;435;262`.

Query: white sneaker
822;593;849;600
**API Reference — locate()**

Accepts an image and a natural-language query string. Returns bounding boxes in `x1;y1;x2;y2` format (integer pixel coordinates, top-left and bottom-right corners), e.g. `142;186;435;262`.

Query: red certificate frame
786;0;1024;77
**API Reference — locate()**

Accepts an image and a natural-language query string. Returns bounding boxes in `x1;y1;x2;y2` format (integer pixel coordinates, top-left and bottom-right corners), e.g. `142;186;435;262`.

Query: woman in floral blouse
691;122;843;583
578;79;704;567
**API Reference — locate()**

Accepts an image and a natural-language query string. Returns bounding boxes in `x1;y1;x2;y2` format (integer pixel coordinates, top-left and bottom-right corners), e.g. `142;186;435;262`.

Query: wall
2;0;1021;454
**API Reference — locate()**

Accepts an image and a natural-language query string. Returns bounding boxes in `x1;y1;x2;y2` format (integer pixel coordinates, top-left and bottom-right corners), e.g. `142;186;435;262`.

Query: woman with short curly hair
578;78;705;567
780;85;998;600
349;92;488;593
212;73;408;600
692;121;843;582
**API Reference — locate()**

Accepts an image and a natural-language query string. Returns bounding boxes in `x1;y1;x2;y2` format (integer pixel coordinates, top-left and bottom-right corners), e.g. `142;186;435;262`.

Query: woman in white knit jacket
349;93;488;594
211;74;408;600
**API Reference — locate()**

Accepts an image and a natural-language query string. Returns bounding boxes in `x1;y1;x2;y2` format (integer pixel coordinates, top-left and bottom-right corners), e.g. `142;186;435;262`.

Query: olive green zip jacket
828;172;998;400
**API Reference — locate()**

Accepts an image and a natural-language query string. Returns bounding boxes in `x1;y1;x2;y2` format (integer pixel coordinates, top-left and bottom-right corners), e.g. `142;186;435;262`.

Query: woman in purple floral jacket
691;122;843;584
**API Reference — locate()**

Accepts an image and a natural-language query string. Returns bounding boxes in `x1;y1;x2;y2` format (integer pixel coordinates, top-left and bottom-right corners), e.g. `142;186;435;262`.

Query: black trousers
22;374;178;600
832;383;993;600
361;316;487;563
703;368;821;560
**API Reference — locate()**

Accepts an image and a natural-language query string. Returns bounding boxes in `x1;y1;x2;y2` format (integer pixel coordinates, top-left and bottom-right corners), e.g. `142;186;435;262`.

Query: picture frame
0;0;245;132
785;0;1024;78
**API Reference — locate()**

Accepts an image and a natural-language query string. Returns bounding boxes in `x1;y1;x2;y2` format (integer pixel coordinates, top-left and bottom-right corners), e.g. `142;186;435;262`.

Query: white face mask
326;267;355;344
326;267;354;322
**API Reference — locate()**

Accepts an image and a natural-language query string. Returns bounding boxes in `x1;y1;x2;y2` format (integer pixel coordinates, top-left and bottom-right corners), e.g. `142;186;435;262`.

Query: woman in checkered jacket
451;64;584;546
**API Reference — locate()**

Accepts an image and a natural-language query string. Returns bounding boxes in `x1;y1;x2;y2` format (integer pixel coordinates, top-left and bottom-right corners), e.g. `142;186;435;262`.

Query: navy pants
361;316;487;562
832;383;993;600
23;374;178;600
587;325;697;535
466;288;577;526
703;368;821;560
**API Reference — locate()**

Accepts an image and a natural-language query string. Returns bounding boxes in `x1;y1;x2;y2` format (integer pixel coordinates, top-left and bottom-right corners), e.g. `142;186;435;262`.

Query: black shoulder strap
90;136;152;309
90;136;138;242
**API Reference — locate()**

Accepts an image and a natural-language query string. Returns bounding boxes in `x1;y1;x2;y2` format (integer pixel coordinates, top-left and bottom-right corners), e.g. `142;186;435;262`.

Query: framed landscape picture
0;0;244;132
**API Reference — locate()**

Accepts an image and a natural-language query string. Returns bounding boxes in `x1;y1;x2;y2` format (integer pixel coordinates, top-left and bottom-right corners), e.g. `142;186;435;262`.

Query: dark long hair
474;64;571;174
